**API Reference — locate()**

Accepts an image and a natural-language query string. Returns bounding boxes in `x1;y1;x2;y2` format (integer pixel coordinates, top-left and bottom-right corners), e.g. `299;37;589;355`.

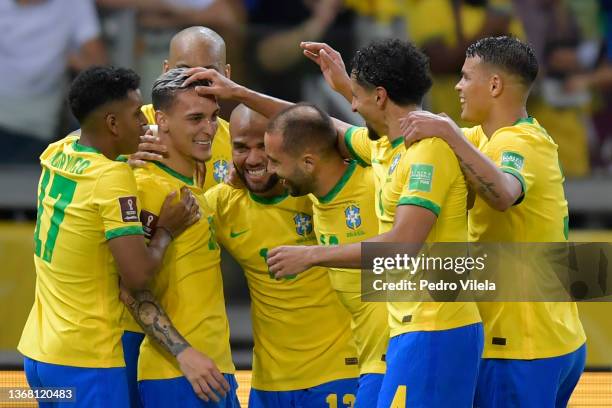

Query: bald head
267;103;337;158
165;26;228;75
230;104;268;139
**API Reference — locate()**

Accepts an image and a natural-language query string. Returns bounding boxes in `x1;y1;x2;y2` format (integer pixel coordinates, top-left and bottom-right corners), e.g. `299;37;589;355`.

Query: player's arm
401;111;522;211
119;286;230;402
181;67;355;159
268;206;436;277
108;188;199;290
300;41;352;102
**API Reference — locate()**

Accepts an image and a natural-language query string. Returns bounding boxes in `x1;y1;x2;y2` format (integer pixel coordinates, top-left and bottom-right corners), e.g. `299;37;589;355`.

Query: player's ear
156;110;169;133
105;113;119;137
490;74;503;97
375;86;387;108
303;154;315;172
224;64;231;79
162;60;170;73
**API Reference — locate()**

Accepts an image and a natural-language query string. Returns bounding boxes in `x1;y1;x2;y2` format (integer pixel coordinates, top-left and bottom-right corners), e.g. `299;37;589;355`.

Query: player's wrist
155;225;175;241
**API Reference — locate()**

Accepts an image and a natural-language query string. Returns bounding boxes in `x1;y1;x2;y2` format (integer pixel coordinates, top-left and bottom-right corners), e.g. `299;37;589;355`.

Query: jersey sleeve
397;139;459;217
486;130;535;203
135;171;173;239
93;163;144;240
343;126;373;166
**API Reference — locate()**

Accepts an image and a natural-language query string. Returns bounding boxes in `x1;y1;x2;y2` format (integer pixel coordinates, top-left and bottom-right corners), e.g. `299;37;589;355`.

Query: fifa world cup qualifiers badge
119;196;139;222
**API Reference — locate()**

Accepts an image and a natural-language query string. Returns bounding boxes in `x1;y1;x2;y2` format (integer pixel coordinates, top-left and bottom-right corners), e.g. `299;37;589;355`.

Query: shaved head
229;104;268;139
165;26;228;75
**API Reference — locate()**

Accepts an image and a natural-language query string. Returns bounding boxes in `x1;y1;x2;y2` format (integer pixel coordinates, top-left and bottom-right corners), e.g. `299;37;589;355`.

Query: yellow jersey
309;160;388;375
380;137;482;336
141;104;232;191
344;126;406;232
204;184;358;391
464;117;586;359
19;137;144;368
134;162;234;380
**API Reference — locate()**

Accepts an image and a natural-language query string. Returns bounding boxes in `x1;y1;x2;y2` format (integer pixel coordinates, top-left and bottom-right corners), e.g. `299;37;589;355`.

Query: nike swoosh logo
230;229;249;238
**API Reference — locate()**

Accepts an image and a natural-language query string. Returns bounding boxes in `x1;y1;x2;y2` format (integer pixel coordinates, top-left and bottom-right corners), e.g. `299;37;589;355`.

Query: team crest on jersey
213;160;229;183
345;205;361;230
388;154;401;175
294;213;313;236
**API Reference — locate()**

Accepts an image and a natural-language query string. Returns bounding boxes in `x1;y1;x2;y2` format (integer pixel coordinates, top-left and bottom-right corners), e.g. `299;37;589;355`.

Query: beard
235;162;280;193
366;124;381;141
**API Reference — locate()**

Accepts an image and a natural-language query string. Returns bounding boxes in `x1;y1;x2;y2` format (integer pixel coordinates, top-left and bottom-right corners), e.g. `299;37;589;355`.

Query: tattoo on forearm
458;156;500;201
122;290;189;356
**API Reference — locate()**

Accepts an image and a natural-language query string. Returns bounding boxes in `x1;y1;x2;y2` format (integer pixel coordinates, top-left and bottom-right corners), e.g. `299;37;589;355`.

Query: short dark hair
466;36;539;86
350;39;432;105
68;66;140;122
267;103;337;157
152;68;211;111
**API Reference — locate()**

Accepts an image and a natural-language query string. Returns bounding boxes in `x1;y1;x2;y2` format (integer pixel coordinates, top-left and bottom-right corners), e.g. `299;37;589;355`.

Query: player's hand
300;42;351;97
267;245;313;278
400;111;461;148
182;68;242;100
128;129;168;168
157;187;200;239
176;347;230;403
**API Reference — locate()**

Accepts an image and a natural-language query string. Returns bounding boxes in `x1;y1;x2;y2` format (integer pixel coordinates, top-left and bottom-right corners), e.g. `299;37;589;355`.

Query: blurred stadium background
1;0;612;406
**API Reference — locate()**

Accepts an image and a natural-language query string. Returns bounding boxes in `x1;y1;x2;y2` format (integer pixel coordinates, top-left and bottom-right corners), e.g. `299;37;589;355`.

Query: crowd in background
2;0;612;178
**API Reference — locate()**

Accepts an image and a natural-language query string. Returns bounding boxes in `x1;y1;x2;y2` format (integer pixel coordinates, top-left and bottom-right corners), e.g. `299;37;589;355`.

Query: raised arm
401;111;522;211
182;67;355;159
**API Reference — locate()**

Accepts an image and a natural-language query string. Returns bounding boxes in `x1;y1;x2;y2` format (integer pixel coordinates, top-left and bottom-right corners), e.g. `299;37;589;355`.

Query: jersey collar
317;160;357;204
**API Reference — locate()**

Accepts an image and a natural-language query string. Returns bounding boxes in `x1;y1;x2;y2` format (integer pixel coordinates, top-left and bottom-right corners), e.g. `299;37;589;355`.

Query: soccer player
127;68;238;408
204;104;360;407
263;103;388;407
265;40;484;408
122;26;233;407
18;66;197;408
400;36;587;407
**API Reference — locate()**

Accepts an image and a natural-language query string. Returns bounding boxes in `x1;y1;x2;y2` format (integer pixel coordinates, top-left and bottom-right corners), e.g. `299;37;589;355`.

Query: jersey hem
397;196;441;216
250;369;359;392
105;225;144;240
389;316;482;337
482;338;587;360
18;349;125;369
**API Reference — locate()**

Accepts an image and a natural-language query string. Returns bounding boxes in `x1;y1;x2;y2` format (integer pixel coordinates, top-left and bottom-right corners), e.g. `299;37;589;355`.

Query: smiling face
230;109;279;193
264;131;314;197
159;89;218;162
455;56;492;124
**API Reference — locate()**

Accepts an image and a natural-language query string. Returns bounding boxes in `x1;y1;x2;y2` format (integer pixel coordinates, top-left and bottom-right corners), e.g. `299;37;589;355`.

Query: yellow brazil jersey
344;126;406;232
380;137;482;336
18;137;145;368
309;160;389;375
463;118;586;359
204;185;359;391
134;162;234;380
141;104;232;191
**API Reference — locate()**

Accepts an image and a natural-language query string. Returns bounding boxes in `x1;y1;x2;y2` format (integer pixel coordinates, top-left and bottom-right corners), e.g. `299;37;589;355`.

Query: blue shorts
474;343;586;408
139;374;240;408
249;377;358;408
122;330;145;408
377;322;484;408
355;373;384;408
23;356;129;408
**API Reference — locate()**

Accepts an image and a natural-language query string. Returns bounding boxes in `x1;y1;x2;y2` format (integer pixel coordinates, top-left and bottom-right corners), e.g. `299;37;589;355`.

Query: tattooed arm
401;111;522;211
119;286;230;402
